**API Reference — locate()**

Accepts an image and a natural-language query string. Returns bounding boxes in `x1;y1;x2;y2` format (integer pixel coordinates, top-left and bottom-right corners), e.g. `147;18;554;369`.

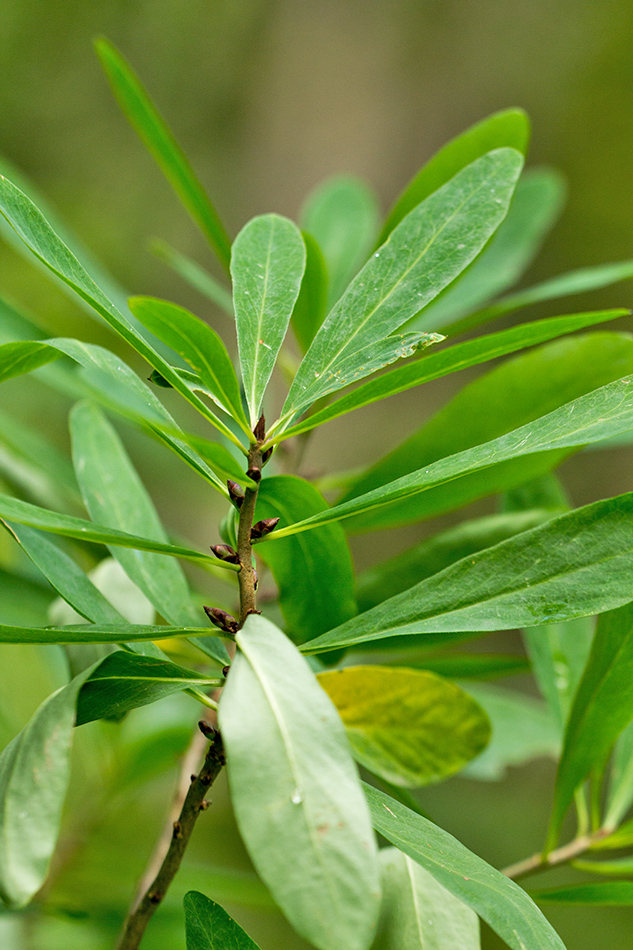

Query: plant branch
236;441;263;625
502;828;611;881
114;725;225;950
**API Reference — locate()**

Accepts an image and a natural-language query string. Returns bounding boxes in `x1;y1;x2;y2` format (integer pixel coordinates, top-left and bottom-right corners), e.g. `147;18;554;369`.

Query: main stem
236;443;263;625
114;729;225;950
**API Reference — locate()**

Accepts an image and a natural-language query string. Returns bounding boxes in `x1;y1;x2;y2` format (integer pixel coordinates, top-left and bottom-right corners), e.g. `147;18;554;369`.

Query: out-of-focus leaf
280;149;523;424
548;601;633;849
371;847;480;950
523;617;594;730
184;891;262;950
254;475;356;643
502;471;570;513
95;38;232;270
0;570;53;627
0;622;212;645
0;665;93;907
574;856;633;876
275;309;625;444
365;785;565;950
76;651;222;725
301;494;633;653
389;652;530;681
458;260;633;336
150;240;234;316
232;214;306;426
290;231;329;352
318;666;490;787
301;175;379;308
0;341;60;383
219;615;380;950
531;882;633;905
460;683;559;781
128;296;248;429
269;373;633;544
341;332;633;532
378;109;529;242
0;492;221;567
412;167;565;331
605;719;633;830
357;509;553;611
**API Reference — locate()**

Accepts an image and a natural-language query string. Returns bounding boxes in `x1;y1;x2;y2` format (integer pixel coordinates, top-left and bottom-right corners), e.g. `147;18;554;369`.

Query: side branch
502;828;611;881
115;726;225;950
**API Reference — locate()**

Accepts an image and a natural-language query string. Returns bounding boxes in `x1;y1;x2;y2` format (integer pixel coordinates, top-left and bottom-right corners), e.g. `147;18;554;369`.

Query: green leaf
0;622;213;645
530;882;633;905
218;615;380;950
254;475;356;643
378;109;530;243
460;684;560;781
70;401;203;628
0;492;222;568
317;666;490;787
411;168;565;332
0;176;244;449
301;175;379;308
341;332;633;532
357;509;554;612
184;891;261;950
269;371;633;544
401;652;530;681
460;260;633;335
573;855;633;876
95;38;231;270
274;309;626;444
0;570;54;627
365;784;566;950
548;601;633;849
604;719;633;830
128;296;248;430
280;149;523;424
0;665;93;907
0;341;60;383
290;232;330;352
232;214;306;426
502;471;570;513
523;617;594;730
301;494;633;654
151;240;234;316
371;847;480;950
76;651;222;725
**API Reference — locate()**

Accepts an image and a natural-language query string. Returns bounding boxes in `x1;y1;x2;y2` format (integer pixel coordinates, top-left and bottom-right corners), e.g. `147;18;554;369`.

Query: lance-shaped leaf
0;492;223;567
0;665;93;907
128;296;248;429
300;494;633;653
0;340;60;383
301;175;379;308
254;475;356;643
357;509;553;611
0;623;213;646
530;882;633;906
290;231;328;352
184;891;262;950
341;332;633;533
280;149;523;423
605;719;633;830
365;785;566;950
151;240;234;316
232;214;306;426
95;38;231;270
548;601;633;849
412;167;566;332
266;374;633;543
457;259;633;336
378;108;529;243
70;402;202;628
317;666;490;787
0;175;244;449
273;309;626;444
75;651;222;725
405;653;530;681
371;847;480;950
219;615;380;950
523;617;594;731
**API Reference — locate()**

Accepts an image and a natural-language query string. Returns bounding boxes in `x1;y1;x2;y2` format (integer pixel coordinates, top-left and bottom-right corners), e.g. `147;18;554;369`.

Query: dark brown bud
199;799;210;811
246;465;261;483
198;720;216;738
261;446;274;464
222;665;230;677
203;605;239;635
172;821;183;839
210;544;239;564
251;517;280;540
253;568;259;590
253;413;266;441
227;480;245;508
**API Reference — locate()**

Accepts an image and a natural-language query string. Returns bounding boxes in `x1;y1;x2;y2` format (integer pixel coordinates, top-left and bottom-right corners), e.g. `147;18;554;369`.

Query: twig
236;441;263;625
114;725;225;950
502;828;611;881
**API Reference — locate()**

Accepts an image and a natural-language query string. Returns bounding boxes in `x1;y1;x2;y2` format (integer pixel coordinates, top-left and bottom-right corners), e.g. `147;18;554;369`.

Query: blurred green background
1;1;633;947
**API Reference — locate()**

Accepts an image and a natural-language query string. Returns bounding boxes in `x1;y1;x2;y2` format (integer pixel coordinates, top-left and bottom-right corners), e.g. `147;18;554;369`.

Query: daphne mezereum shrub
2;37;633;950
